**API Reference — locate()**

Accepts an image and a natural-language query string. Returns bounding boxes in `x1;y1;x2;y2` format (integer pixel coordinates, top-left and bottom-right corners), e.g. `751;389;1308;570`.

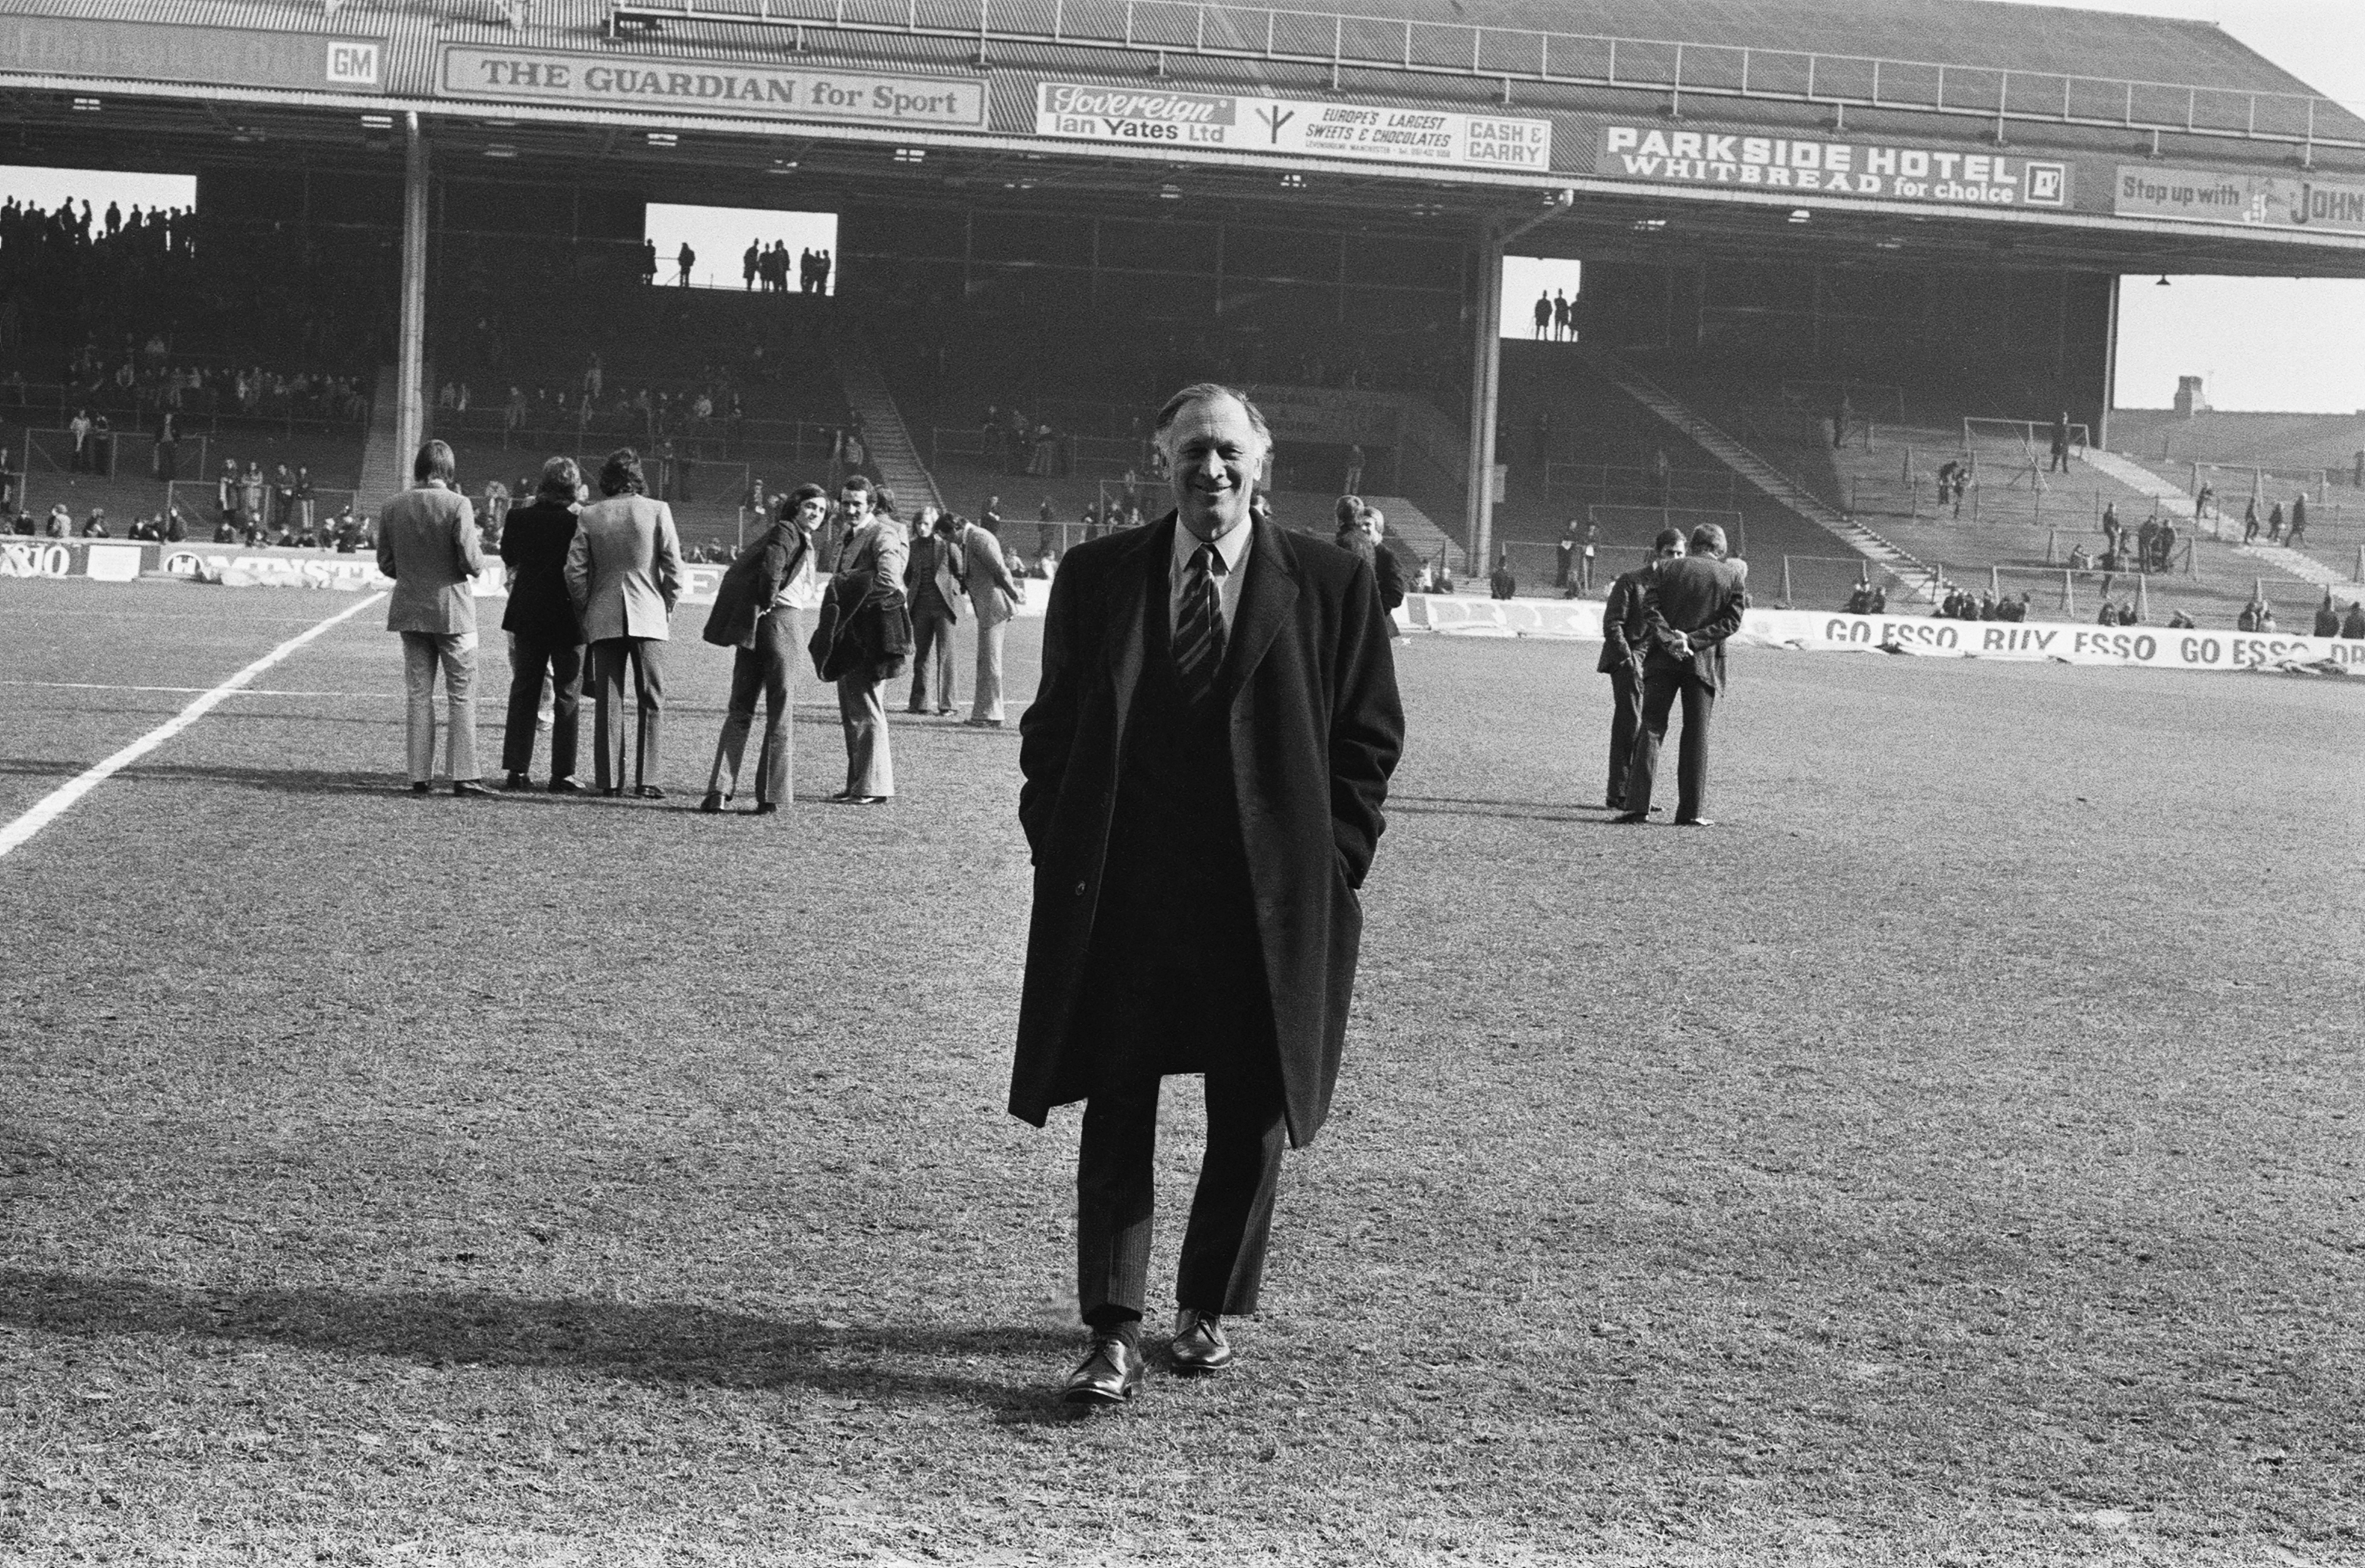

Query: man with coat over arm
1615;523;1747;827
1013;383;1404;1406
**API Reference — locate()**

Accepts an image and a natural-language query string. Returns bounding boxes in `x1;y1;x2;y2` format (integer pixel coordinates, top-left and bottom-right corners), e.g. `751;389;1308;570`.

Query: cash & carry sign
1035;83;1549;171
440;46;985;128
1596;124;2068;208
2113;167;2365;234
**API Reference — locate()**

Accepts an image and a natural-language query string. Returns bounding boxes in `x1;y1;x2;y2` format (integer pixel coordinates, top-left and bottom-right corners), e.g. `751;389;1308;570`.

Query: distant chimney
2173;376;2209;418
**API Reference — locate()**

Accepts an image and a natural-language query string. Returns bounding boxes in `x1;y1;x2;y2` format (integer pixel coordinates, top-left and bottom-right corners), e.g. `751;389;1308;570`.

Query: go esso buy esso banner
1597;125;2068;209
1406;595;2361;676
1036;83;1549;170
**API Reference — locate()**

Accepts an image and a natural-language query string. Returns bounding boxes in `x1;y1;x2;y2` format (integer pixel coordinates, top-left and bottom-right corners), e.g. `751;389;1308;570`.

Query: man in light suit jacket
377;440;487;796
1616;523;1747;827
1013;383;1404;1406
958;510;1023;726
565;447;684;798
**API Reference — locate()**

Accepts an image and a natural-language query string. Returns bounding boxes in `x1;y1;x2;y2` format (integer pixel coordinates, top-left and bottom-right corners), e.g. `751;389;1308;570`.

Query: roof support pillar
2098;272;2121;452
1464;225;1503;577
395;112;430;474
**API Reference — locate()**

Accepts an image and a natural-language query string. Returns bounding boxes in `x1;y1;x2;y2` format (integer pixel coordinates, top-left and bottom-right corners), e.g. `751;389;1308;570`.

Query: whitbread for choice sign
1036;83;1549;170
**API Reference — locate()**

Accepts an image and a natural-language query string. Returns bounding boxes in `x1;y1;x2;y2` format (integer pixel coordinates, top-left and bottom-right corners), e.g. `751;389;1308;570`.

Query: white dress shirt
1169;512;1254;636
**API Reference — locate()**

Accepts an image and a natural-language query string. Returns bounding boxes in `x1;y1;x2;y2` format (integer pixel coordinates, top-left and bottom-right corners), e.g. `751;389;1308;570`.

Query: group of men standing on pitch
1597;523;1749;827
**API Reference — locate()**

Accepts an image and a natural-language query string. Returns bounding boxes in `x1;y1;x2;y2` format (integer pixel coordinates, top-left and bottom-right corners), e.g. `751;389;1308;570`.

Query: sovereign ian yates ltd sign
1036;83;1549;171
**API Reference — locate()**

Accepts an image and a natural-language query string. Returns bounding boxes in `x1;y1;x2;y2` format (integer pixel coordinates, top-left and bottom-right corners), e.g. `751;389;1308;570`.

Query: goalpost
1961;418;2092;493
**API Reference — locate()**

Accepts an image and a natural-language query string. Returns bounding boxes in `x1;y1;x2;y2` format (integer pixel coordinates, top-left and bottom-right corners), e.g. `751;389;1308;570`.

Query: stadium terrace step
1355;494;1458;575
2237;542;2351;591
356;364;410;512
2079;448;2202;516
1573;348;1942;604
824;321;943;517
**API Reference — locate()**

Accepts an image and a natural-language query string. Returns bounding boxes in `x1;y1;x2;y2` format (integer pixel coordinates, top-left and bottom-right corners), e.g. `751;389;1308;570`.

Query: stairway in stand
1575;347;1944;604
823;321;943;516
355;363;415;512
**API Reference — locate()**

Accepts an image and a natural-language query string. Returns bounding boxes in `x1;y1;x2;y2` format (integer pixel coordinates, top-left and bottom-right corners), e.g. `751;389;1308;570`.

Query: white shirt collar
1172;512;1254;579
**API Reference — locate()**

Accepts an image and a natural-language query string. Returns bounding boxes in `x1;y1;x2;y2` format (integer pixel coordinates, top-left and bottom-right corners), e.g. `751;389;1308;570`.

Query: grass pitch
1;577;2359;1567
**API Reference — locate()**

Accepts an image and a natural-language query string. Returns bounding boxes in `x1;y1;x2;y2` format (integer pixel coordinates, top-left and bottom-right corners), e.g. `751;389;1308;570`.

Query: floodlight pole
395;112;430;475
1464;191;1573;577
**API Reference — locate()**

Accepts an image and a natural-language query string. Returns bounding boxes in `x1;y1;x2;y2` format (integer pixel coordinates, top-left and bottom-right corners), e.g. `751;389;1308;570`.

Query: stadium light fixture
360;113;394;131
894;147;926;163
1280;173;1306;188
1787;208;1812;224
484;144;519;160
71;97;102;112
646;131;678;148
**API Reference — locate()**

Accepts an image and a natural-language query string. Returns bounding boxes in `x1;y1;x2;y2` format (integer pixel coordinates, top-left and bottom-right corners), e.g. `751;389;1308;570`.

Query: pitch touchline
0;681;388;698
0;593;386;863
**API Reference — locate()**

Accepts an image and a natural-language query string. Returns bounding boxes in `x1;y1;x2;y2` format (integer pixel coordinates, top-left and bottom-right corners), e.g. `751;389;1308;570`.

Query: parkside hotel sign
1597;124;2068;208
1036;83;1550;171
439;45;985;128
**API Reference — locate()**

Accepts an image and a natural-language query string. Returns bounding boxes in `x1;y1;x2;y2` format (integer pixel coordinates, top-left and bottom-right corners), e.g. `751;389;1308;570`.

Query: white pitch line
0;681;387;698
0;592;385;862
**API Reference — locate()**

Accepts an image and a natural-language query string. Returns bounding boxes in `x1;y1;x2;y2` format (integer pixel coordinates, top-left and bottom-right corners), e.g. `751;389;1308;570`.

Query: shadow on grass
1388;793;1606;823
0;1269;1084;1422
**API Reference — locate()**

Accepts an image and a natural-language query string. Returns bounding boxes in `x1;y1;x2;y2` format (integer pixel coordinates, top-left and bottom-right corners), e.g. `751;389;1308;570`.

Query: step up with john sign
1407;594;2363;676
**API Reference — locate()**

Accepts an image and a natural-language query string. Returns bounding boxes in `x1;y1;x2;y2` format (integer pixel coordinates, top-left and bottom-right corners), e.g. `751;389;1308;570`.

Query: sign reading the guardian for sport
1035;83;1550;171
2114;167;2365;234
0;17;383;93
1596;124;2068;208
439;46;985;128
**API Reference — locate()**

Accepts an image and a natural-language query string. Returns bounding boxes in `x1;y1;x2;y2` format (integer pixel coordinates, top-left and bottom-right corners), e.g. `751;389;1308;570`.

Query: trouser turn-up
1076;1064;1288;1325
587;636;665;792
1625;664;1715;822
502;633;584;780
834;672;893;798
399;630;481;783
705;609;798;806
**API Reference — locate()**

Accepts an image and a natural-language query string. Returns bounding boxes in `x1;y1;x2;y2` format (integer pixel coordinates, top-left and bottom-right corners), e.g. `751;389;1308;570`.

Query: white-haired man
1012;383;1404;1405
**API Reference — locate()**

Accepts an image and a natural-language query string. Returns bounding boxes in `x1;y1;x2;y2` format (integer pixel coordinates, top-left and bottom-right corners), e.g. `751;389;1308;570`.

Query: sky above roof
2003;1;2363;413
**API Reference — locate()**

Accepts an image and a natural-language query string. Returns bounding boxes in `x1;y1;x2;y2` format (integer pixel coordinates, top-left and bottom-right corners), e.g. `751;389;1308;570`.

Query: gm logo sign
2024;161;2068;207
327;41;380;85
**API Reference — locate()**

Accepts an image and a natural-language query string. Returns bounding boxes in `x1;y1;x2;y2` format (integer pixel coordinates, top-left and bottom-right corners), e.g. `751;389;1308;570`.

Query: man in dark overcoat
1615;523;1747;828
1012;383;1404;1406
1596;530;1681;811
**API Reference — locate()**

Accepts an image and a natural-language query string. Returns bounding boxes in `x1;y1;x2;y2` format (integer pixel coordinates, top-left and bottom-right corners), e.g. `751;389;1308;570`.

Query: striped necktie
1174;541;1227;706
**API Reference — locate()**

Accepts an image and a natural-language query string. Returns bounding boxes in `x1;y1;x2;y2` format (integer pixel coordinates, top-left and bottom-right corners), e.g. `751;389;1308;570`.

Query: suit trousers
1604;662;1643;807
502;632;584;779
907;612;957;712
969;617;1007;724
706;609;798;806
399;631;481;783
1077;1064;1288;1325
587;636;665;792
1625;665;1715;821
834;672;894;798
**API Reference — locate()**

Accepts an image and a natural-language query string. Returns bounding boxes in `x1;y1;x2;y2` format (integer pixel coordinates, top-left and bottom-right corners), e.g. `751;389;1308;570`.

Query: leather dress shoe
1062;1333;1144;1406
697;792;726;814
1168;1309;1235;1375
634;785;666;801
962;718;1004;728
752;802;779;815
1610;810;1649;824
1673;816;1717;827
408;780;431;795
452;780;491;798
601;787;623;798
501;772;534;792
547;777;584;795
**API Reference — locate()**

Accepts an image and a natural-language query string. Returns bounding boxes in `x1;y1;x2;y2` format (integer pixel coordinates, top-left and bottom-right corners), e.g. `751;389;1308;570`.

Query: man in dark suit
1597;530;1680;811
1013;383;1404;1406
497;457;588;793
1616;523;1746;827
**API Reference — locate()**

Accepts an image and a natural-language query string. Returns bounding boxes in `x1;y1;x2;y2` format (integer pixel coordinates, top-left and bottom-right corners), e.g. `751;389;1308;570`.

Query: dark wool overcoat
1010;513;1404;1148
